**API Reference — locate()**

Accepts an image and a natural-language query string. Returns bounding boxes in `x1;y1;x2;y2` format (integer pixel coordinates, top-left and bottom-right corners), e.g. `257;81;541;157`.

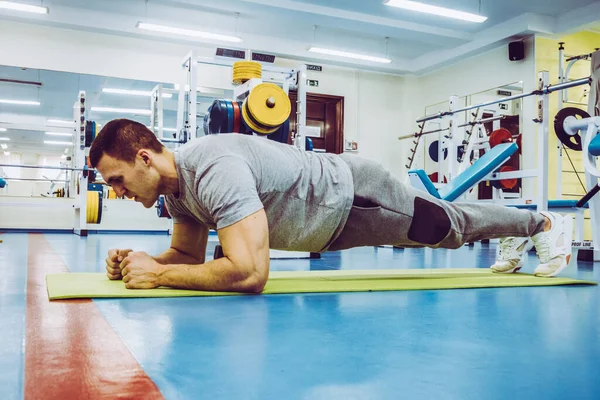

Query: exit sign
307;64;323;72
307;79;319;87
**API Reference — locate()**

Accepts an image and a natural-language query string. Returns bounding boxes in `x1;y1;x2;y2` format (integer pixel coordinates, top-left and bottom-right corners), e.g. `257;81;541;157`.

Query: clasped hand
105;248;162;289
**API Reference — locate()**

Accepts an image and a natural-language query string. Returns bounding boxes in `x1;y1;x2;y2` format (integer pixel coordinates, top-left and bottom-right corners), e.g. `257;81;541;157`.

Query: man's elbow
243;271;268;294
238;264;268;294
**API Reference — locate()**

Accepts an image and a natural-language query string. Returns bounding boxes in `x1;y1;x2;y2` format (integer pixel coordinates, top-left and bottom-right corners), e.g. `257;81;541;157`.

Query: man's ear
137;149;152;166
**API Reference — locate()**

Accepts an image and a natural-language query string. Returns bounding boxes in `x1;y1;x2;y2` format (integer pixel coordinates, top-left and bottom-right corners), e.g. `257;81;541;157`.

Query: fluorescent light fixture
47;118;74;124
137;22;242;43
3;151;9;156
1;144;7;149
308;47;392;64
384;0;487;23
91;107;152;115
0;137;9;141
45;132;73;137
0;99;40;106
61;154;67;159
0;128;6;132
0;1;48;14
45;140;72;145
102;88;172;98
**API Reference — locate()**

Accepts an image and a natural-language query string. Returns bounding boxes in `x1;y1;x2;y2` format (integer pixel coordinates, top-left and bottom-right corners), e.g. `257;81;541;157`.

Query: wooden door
288;92;344;154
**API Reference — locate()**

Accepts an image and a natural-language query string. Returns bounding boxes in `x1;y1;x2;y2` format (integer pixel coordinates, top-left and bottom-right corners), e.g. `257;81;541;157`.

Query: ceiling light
0;137;9;141
0;99;40;106
3;151;9;156
384;0;487;23
102;88;172;98
0;1;48;14
45;140;72;145
308;47;392;64
90;107;152;115
45;132;73;137
137;22;242;43
61;154;67;159
0;128;6;132
1;144;7;149
47;118;74;125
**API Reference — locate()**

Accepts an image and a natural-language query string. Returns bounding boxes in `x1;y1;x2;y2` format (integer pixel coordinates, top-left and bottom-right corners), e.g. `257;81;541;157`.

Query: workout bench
408;142;518;201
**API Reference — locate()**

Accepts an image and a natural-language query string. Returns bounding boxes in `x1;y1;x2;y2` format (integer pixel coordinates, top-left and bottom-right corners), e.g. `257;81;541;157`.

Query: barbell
0;162;97;178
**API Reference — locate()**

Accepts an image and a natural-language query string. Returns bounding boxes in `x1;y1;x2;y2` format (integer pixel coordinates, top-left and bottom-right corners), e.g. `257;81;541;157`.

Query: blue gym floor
1;232;600;399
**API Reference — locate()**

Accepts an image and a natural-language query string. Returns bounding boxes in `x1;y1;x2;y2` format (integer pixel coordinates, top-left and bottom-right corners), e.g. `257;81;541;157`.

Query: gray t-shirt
165;134;354;252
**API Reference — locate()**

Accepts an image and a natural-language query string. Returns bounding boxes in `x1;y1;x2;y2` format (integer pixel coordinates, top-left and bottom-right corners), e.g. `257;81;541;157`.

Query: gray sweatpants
328;154;546;251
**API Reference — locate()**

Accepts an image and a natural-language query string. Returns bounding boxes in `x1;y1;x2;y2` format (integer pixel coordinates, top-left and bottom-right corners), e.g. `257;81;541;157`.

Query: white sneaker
531;211;573;277
490;237;531;274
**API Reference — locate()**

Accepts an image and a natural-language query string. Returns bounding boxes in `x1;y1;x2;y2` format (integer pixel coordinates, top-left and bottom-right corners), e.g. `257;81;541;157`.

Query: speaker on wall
509;41;525;61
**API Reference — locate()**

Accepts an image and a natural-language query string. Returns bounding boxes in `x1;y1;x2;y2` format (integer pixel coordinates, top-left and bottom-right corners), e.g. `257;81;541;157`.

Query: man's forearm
156;257;266;293
153;248;203;265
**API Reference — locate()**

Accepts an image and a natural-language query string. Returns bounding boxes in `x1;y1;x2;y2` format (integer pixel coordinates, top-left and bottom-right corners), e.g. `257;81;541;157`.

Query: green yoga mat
46;268;596;300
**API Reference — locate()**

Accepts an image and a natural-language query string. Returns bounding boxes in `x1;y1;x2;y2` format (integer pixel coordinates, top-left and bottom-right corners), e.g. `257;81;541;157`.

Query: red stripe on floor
25;234;163;399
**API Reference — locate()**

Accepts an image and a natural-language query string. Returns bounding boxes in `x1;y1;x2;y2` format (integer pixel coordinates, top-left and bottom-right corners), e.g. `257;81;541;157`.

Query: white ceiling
0;0;599;75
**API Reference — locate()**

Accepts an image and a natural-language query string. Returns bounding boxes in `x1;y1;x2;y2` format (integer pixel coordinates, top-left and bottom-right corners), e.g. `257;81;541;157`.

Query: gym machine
409;52;600;258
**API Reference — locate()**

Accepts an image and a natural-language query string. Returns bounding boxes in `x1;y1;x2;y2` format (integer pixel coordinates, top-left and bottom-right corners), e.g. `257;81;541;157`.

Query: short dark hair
89;119;164;167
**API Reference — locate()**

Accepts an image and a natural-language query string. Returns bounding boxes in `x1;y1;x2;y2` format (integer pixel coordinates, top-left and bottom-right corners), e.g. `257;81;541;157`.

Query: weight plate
225;100;234;133
489;128;513;148
241;98;279;135
86;191;100;224
232;100;241;133
492;166;518;190
246;83;291;127
554;107;589;151
428;140;448;162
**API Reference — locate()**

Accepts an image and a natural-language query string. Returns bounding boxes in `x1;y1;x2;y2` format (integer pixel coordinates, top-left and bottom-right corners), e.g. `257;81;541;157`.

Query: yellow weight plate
86;192;92;223
233;61;262;71
241;98;279;135
232;61;262;84
86;191;100;224
247;83;291;127
233;65;262;71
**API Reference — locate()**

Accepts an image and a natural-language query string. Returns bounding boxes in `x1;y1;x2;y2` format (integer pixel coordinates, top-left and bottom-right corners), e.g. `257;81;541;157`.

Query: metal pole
416;76;591;124
447;96;459;181
537;71;550;213
0;163;89;172
1;177;70;183
557;43;565;199
296;65;307;151
544;77;591;93
398;115;505;141
159;138;183;144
